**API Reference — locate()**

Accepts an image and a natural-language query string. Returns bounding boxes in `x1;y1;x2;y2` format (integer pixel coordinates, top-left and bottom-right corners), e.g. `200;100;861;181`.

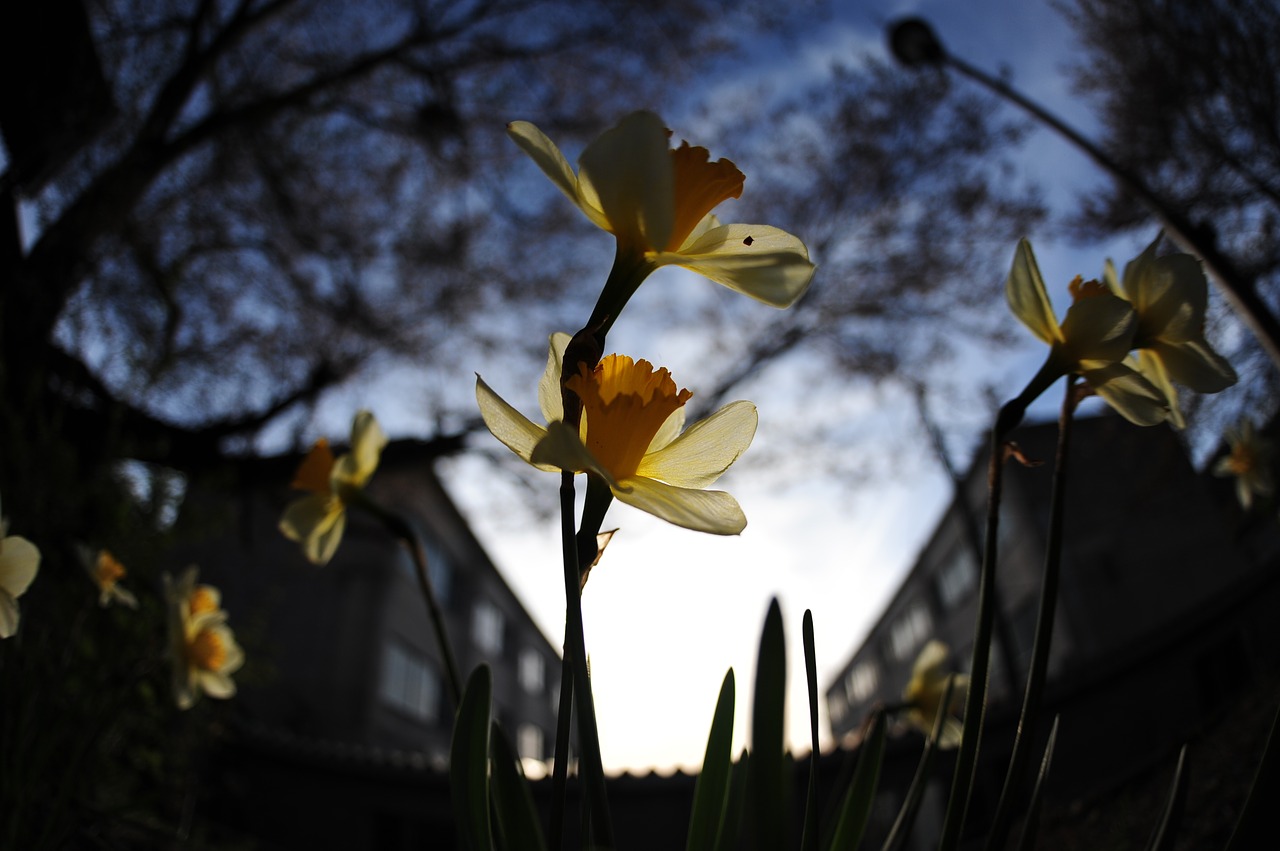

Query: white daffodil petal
475;376;557;471
663;224;814;308
1059;292;1136;364
1103;257;1122;295
529;422;621;489
680;213;722;248
1081;362;1170;426
538;332;572;424
1120;234;1165;310
348;410;388;484
647;407;686;455
638;401;758;488
199;670;238;699
912;640;950;680
1006;239;1063;346
1153;339;1239;393
307;511;347;566
1139;254;1207;343
612;477;747;535
938;718;965;749
578;111;674;249
0;536;40;597
1133;350;1184;429
279;493;338;544
0;591;19;638
506;121;598;222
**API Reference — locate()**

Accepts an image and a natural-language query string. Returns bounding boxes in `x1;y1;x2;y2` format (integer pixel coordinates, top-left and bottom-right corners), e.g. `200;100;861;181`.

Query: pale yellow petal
528;422;620;487
1006;239;1063;346
0;590;19;638
637;401;757;488
1133;350;1184;429
938;718;965;750
1058;291;1136;364
911;640;950;682
279;493;346;565
0;536;40;598
507;121;609;231
537;332;572;424
1151;340;1237;393
199;670;238;699
659;224;815;308
109;585;139;610
611;476;747;535
1080;362;1170;426
347;410;388;485
647;407;686;454
577;111;674;250
475;376;557;471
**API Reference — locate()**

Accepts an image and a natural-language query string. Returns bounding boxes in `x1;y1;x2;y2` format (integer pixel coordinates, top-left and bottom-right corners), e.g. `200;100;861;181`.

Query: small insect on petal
742;235;754;246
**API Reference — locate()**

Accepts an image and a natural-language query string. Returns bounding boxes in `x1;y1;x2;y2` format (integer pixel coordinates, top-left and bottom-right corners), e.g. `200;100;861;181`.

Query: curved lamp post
887;17;1280;372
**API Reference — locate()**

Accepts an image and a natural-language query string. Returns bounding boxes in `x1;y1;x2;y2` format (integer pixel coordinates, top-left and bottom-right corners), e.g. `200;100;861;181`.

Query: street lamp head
888;18;946;68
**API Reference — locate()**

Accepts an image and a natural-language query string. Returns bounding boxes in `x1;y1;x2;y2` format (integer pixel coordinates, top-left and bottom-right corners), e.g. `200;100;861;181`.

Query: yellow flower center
291;439;336;493
189;586;219;617
565;355;693;480
1068;276;1107;302
188;628;227;671
665;142;745;251
95;550;126;589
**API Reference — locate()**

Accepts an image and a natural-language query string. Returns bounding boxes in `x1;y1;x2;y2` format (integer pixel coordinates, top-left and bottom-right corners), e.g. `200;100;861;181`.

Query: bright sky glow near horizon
307;0;1212;773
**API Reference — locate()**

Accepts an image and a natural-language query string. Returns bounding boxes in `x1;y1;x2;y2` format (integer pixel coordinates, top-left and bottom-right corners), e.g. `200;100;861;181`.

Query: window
846;660;879;703
828;696;847;726
519;648;545;694
937;548;977;608
889;600;932;661
380;642;440;722
472;600;504;655
425;538;452;605
518;724;545;761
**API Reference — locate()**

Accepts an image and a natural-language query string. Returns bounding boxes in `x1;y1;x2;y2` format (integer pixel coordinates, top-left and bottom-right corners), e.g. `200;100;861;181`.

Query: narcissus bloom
903;640;968;749
85;549;138;609
1104;234;1237;427
0;514;39;639
165;567;244;710
508;111;815;317
476;333;757;535
1214;419;1274;511
1007;239;1169;426
279;410;387;565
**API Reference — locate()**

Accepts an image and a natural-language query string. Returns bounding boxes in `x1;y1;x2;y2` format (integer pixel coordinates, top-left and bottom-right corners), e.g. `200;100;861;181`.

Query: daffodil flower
1007;239;1169;426
1103;234;1238;427
0;513;39;639
165;567;244;710
476;332;757;535
903;640;968;749
279;410;387;565
1214;419;1274;511
84;548;138;609
508;111;815;326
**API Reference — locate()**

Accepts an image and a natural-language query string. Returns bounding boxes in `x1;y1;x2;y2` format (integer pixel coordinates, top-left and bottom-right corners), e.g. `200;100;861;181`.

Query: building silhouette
185;439;561;772
823;413;1280;845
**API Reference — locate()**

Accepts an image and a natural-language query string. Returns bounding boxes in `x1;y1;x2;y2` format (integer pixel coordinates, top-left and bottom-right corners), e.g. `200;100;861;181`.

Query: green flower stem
936;365;1054;851
549;646;573;851
354;494;462;709
585;246;656;342
985;376;1079;851
559;470;614;847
